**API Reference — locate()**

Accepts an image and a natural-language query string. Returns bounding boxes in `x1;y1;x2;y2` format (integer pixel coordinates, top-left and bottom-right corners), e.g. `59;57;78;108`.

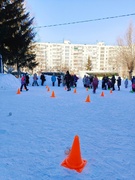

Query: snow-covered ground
0;73;135;180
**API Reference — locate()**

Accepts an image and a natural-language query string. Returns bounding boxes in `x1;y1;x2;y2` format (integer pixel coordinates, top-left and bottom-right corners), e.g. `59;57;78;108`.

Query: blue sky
26;0;135;45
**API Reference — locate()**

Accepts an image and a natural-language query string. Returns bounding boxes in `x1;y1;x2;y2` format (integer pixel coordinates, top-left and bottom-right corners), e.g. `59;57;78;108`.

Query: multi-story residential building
33;40;118;75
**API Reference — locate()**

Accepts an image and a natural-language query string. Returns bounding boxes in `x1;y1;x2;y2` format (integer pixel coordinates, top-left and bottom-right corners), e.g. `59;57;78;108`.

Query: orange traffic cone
16;88;21;94
110;89;112;94
101;91;104;97
86;88;88;91
74;88;77;93
61;135;87;173
47;87;50;92
51;91;55;97
85;95;90;102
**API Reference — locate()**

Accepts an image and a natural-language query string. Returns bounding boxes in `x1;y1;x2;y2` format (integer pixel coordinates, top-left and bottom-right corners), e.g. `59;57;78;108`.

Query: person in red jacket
20;74;28;91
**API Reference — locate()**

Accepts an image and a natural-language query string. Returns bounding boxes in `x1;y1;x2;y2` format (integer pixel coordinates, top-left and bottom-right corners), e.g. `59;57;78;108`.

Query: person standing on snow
73;74;79;87
132;83;135;92
57;75;61;87
111;75;116;91
25;73;29;86
40;73;46;86
20;74;29;91
51;73;56;86
131;76;135;85
117;76;121;91
92;75;98;93
32;73;39;86
65;71;71;91
124;78;128;88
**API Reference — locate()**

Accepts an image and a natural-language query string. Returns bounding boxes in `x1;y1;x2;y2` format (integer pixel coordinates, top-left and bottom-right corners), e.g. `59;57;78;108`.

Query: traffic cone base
61;157;87;173
85;95;90;102
16;88;21;94
110;89;112;93
74;88;77;93
101;91;104;96
61;135;87;173
51;91;55;97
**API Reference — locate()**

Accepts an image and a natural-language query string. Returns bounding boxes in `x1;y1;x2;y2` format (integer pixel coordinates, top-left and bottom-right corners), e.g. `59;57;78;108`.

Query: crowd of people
20;71;79;92
82;74;135;93
20;72;135;93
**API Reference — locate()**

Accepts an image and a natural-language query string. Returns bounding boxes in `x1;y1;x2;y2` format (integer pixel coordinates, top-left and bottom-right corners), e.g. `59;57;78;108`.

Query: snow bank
0;73;20;90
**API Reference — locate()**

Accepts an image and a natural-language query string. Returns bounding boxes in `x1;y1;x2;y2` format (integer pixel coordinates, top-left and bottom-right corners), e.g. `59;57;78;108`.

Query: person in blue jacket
51;73;56;86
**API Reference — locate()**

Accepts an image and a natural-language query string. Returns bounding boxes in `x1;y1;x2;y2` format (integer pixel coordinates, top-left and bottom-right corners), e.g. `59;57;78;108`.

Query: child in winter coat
20;75;28;91
92;75;98;93
107;79;112;89
32;73;39;86
83;75;87;87
73;74;79;87
25;73;29;86
40;73;46;86
132;83;135;92
64;71;71;91
124;78;128;88
117;76;121;91
111;75;116;91
51;73;56;86
57;75;61;87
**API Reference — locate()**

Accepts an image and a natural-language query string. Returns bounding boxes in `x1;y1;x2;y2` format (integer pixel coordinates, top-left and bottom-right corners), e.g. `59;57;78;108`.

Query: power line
34;13;135;29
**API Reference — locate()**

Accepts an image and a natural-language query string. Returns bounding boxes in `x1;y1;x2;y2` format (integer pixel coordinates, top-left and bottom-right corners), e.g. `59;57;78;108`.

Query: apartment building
33;40;117;74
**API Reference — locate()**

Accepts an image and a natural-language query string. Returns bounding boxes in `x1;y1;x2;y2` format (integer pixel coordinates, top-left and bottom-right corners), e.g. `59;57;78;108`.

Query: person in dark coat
73;74;79;87
40;73;46;86
57;75;61;87
102;75;108;90
107;78;112;89
117;76;121;91
132;83;135;92
64;71;71;91
131;76;135;85
111;75;116;91
92;75;98;93
102;75;106;90
70;75;74;87
25;73;29;86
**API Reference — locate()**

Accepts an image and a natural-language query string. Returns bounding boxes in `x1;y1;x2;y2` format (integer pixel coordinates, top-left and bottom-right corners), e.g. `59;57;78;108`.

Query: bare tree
117;22;135;79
